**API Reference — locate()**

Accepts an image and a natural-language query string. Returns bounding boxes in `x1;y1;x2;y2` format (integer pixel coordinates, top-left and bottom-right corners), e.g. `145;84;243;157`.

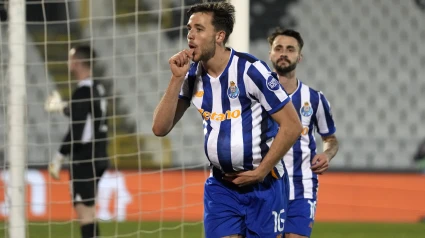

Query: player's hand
48;153;65;180
311;153;330;175
223;169;267;187
45;90;68;113
168;49;194;78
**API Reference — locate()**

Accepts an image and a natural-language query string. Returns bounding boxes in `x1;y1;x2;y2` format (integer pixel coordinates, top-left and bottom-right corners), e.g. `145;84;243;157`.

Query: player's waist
210;166;281;191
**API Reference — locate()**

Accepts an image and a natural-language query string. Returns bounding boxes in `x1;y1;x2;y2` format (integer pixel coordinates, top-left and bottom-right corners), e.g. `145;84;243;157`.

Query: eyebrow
187;23;205;29
274;44;296;49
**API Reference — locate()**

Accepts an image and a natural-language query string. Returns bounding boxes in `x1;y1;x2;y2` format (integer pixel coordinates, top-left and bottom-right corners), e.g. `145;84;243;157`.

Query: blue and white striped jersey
179;49;290;177
283;80;336;200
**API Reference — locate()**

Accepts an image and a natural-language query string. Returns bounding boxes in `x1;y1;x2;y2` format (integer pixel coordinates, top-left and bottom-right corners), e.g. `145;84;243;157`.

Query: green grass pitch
0;221;424;238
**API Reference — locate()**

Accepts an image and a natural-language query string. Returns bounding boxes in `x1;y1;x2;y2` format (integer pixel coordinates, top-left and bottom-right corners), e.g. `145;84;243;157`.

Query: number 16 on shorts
272;209;285;232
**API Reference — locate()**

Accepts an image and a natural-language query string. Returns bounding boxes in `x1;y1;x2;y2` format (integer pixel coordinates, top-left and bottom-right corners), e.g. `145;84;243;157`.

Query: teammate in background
48;45;109;238
267;28;339;238
152;2;302;237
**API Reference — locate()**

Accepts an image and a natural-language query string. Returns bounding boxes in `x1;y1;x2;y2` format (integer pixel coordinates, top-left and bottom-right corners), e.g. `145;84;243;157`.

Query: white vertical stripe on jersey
286;147;295;199
265;137;285;176
229;57;244;170
316;92;330;134
245;76;273;111
206;77;223;170
192;77;204;131
300;84;314;199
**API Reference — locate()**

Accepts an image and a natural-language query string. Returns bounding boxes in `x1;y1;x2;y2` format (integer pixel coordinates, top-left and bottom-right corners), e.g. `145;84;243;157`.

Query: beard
273;58;298;75
196;39;216;62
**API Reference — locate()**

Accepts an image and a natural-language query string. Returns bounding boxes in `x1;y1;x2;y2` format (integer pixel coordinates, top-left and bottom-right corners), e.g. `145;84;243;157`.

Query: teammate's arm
311;92;339;174
311;135;339;174
152;49;193;137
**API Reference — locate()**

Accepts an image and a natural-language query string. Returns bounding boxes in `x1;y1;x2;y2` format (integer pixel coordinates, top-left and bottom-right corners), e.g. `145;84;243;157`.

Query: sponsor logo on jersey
198;109;241;121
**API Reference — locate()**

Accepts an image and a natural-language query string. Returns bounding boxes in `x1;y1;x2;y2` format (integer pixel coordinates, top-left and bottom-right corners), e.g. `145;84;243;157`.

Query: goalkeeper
47;45;109;238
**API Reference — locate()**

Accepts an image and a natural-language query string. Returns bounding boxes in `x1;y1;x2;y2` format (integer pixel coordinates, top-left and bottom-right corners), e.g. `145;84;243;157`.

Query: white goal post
7;0;27;238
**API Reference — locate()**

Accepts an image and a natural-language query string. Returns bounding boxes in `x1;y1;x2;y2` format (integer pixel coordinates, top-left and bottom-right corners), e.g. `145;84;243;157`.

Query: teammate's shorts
70;161;108;206
284;198;317;237
204;167;289;238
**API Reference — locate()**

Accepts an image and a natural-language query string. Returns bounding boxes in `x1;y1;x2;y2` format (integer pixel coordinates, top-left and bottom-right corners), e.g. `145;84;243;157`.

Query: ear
298;53;303;63
216;30;226;44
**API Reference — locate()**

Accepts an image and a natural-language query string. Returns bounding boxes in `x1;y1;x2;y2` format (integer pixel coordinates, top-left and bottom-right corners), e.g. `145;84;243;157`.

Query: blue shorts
284;198;317;237
204;169;289;238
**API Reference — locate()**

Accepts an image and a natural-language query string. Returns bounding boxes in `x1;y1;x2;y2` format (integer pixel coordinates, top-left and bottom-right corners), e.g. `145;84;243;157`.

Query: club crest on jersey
227;81;240;99
266;75;280;91
300;102;313;117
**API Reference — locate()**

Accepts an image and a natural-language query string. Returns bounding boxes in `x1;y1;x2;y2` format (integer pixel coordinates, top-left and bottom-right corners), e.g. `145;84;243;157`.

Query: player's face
187;12;216;62
269;35;302;75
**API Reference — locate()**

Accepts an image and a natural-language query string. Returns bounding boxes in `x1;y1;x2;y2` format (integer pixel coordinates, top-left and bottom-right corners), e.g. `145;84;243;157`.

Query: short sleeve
316;92;336;136
245;61;290;114
178;63;197;102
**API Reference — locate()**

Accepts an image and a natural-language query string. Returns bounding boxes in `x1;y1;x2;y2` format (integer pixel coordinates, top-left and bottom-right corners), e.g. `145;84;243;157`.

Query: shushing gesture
169;49;194;78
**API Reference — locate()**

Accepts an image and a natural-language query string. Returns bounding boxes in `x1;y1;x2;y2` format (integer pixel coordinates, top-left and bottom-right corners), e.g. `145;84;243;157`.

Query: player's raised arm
152;49;194;137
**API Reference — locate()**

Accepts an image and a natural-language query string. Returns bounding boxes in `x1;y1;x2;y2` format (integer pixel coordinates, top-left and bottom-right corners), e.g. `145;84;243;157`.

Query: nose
278;55;287;62
187;30;194;40
280;52;288;58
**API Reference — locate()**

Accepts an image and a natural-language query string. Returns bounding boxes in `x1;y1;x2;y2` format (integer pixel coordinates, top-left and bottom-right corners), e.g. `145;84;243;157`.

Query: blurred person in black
413;139;425;174
48;45;109;238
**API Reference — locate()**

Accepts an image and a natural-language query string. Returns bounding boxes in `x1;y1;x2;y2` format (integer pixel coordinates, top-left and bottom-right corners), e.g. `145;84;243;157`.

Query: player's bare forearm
257;102;302;176
322;134;339;161
152;76;187;136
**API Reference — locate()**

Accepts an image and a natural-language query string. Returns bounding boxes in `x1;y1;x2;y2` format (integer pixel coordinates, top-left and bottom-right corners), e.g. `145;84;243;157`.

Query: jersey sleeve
178;63;197;102
245;61;290;114
315;92;336;136
178;72;191;101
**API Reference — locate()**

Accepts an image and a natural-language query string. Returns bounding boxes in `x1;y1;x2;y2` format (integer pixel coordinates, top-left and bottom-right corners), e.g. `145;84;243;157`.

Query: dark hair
71;45;96;68
267;28;304;51
187;1;235;44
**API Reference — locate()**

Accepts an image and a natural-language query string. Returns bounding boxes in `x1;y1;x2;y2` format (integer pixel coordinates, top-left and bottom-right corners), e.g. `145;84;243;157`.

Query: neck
277;70;298;95
75;71;91;82
201;46;230;78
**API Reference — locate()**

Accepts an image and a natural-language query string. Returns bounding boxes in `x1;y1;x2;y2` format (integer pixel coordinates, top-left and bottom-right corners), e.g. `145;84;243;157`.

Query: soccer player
48;45;109;238
152;2;302;238
267;28;339;238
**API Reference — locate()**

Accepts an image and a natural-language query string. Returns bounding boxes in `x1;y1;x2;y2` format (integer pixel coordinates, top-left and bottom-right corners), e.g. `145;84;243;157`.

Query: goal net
1;0;425;237
1;0;211;237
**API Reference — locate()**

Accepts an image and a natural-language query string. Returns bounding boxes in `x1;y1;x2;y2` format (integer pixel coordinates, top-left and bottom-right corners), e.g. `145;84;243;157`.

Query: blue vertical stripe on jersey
291;89;305;199
309;89;320;199
236;59;253;171
187;62;198;99
259;110;270;160
217;72;234;172
201;71;213;163
320;93;335;133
